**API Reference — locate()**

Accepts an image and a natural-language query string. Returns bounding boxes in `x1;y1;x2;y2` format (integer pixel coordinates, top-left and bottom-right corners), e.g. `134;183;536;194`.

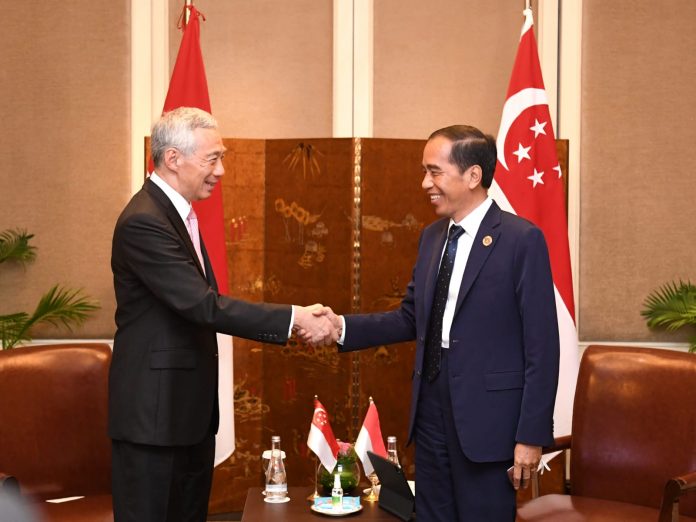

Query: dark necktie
424;225;464;381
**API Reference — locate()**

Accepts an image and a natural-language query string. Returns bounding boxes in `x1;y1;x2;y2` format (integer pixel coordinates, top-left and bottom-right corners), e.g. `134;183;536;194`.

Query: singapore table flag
307;396;340;472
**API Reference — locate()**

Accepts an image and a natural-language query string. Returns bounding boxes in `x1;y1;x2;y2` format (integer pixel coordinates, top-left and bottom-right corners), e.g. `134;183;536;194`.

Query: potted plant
641;280;696;353
0;228;99;349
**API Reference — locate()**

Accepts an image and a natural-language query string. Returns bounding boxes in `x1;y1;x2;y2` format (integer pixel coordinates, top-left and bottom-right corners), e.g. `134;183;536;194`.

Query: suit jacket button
416;370;421;377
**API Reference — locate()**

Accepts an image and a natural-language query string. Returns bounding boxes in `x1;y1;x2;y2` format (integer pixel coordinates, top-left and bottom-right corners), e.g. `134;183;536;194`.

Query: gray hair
150;107;218;167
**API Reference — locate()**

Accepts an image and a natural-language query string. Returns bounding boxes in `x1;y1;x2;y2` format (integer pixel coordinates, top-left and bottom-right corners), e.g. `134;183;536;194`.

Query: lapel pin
482;235;493;247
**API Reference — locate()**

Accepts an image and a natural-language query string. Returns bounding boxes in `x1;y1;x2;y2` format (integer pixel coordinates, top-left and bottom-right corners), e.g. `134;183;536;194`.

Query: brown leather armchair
0;343;113;522
517;345;696;522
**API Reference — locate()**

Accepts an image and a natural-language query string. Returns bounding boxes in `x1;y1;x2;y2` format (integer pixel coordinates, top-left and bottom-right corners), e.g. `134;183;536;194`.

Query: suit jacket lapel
453;201;502;317
144;180;208;279
199;237;218;291
423;220;449;323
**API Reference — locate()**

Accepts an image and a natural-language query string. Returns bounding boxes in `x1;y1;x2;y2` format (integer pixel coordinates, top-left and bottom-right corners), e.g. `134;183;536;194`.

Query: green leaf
1;285;100;349
0;229;37;265
641;280;696;332
0;312;30;349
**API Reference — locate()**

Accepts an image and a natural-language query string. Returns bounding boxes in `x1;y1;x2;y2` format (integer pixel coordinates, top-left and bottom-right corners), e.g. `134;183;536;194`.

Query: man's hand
312;306;342;338
511;443;541;490
293;304;339;347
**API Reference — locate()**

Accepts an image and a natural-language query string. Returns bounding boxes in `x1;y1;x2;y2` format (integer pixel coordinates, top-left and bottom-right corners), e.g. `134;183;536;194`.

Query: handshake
292;304;343;347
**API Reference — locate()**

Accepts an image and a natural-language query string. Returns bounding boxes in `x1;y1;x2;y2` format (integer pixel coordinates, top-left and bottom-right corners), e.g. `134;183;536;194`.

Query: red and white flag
491;8;579;448
354;399;387;476
307;397;340;472
159;5;235;466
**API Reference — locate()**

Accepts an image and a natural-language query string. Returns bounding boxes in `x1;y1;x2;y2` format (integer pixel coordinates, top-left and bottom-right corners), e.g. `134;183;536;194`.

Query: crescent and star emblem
496;87;548;172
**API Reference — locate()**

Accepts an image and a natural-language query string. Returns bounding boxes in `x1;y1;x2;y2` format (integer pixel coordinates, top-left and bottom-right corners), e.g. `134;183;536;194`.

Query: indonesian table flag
490;7;579;450
307;396;340;472
159;5;235;466
354;398;387;476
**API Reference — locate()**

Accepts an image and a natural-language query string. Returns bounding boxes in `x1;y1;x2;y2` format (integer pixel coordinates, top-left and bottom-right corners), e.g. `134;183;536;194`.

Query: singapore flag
490;7;579;453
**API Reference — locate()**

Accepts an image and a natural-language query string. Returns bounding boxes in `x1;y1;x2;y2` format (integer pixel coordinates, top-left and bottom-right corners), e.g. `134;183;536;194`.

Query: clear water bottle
265;435;288;502
331;464;343;511
387;436;400;468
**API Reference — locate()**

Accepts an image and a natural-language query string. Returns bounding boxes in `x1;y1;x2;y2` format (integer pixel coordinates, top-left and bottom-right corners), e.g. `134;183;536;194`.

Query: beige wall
373;0;523;138
169;0;333;139
0;1;130;339
579;0;696;342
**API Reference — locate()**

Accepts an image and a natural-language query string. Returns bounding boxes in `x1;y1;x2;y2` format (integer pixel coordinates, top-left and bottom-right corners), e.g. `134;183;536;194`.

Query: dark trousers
414;349;515;521
111;434;215;522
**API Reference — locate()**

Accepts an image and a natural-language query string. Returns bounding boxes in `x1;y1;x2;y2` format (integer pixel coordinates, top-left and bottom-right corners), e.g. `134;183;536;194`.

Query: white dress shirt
440;197;493;348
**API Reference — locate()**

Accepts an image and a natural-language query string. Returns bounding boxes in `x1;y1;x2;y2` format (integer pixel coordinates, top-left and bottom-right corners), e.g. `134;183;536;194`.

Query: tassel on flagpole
178;0;201;29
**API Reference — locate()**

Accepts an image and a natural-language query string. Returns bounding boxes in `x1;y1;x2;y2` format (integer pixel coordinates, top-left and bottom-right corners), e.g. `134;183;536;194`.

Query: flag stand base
363;473;380;502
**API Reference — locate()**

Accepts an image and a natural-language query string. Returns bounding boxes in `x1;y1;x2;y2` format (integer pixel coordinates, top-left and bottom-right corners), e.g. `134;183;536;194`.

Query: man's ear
467;165;483;189
163;148;179;171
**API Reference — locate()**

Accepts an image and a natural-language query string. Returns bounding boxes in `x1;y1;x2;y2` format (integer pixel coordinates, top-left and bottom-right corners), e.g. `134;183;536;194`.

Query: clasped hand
293;304;341;347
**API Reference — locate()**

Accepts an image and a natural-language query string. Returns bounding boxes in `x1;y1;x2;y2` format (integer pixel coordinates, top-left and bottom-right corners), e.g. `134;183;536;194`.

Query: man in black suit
320;125;559;520
110;107;335;522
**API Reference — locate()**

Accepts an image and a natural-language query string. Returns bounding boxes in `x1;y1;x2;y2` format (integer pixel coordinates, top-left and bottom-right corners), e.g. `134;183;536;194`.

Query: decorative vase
318;449;361;495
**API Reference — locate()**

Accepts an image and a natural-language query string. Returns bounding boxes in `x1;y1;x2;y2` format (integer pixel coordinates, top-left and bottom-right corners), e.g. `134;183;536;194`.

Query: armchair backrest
570;345;696;515
0;343;112;500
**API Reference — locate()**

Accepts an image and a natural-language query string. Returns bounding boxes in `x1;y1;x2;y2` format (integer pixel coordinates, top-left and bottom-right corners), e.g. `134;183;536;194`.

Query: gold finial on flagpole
368;396;373;403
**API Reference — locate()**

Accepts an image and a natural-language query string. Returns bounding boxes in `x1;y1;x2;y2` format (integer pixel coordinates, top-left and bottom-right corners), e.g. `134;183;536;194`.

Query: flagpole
362;396;380;502
185;0;192;25
307;393;321;501
306;456;320;501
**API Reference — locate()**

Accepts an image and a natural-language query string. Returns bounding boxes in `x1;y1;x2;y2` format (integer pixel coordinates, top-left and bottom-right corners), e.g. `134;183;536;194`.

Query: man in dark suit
324;125;559;520
110;107;335;522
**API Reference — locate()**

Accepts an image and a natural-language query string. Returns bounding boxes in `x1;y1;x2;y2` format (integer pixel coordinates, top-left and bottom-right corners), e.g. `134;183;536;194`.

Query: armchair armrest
658;470;696;522
542;435;571;454
530;436;572;498
0;473;19;494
